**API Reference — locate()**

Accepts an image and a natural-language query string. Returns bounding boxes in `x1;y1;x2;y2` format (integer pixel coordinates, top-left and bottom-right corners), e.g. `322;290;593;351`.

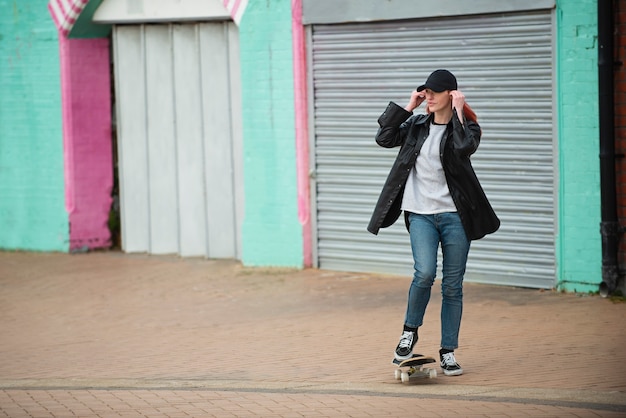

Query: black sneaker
394;330;417;361
439;350;463;376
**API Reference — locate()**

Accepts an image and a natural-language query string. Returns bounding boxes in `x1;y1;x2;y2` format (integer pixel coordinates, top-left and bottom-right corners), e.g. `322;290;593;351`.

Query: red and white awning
48;0;89;36
222;0;248;25
49;0;248;36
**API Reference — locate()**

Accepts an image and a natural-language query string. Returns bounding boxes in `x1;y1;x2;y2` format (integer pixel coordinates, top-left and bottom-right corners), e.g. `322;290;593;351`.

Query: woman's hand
450;90;465;123
404;90;426;112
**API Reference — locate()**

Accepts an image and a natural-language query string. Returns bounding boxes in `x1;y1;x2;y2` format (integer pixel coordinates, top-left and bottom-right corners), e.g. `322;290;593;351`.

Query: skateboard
392;354;437;382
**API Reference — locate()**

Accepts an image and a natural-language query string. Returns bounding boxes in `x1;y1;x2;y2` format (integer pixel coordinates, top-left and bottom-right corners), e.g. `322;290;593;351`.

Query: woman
367;69;500;376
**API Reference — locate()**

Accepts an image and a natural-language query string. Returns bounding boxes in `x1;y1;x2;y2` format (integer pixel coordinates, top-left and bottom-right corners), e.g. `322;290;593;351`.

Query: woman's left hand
450;90;465;123
450;90;465;110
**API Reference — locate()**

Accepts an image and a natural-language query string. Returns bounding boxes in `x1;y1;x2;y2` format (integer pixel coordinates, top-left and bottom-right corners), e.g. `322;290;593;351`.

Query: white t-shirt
401;123;457;214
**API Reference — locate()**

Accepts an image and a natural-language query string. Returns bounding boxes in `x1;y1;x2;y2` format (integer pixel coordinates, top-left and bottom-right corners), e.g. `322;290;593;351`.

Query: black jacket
367;101;500;240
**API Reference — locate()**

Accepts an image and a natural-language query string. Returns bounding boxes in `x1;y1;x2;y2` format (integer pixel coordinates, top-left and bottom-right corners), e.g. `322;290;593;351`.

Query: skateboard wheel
394;369;402;380
401;372;410;383
429;369;437;379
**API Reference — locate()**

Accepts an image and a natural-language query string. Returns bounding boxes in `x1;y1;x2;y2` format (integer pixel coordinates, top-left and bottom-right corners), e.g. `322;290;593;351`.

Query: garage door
310;11;556;288
113;22;243;258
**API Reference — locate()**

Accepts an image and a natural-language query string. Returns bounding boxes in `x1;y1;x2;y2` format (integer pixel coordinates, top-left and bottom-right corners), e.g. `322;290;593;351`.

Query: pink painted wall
292;0;312;267
59;36;113;251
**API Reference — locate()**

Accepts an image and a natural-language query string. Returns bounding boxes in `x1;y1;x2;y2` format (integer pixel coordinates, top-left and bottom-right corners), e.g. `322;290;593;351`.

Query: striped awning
222;0;248;25
49;0;248;34
48;0;89;36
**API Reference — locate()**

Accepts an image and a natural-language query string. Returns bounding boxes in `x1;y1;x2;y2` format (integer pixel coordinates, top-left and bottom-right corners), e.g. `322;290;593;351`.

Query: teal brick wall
238;1;303;266
0;0;68;251
556;0;601;292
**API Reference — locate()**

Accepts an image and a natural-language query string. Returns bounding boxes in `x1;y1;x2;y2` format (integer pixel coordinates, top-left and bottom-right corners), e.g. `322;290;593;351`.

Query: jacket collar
416;112;455;127
414;113;434;126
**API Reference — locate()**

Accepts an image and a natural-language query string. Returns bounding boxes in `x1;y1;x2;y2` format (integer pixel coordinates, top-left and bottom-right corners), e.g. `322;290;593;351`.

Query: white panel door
113;22;243;259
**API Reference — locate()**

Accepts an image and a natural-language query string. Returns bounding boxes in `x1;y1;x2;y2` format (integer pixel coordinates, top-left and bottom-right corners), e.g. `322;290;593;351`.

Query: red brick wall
617;0;626;270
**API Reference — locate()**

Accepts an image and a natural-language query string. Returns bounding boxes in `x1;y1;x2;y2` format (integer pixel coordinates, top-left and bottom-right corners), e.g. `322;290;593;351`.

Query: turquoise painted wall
556;0;601;292
0;0;68;251
238;1;303;267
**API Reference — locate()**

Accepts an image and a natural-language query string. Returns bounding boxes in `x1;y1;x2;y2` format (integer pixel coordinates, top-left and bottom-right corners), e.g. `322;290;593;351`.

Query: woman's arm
451;114;481;157
375;101;415;148
405;90;426;113
450;90;466;125
449;90;480;156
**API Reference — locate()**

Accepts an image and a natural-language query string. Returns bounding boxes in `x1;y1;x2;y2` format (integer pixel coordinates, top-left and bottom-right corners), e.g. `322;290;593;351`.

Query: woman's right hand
404;90;426;112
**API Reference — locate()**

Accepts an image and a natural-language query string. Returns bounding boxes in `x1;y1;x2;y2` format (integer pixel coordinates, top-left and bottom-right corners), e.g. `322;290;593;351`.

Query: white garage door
113;22;243;258
311;11;556;288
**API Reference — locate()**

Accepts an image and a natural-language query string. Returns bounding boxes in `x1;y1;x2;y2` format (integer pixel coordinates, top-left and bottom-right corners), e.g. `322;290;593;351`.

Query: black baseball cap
416;69;457;92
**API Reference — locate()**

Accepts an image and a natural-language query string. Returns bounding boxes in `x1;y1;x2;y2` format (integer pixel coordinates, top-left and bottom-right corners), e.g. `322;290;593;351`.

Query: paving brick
0;252;625;417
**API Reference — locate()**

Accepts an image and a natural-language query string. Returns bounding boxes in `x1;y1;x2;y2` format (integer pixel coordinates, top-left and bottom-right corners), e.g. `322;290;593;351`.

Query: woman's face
424;89;451;114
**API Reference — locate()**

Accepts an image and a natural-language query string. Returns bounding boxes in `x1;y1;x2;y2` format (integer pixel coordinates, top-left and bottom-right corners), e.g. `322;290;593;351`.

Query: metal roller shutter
310;11;556;288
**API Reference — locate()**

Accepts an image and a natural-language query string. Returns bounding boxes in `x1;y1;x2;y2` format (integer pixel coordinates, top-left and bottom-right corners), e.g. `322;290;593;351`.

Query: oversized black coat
367;101;500;240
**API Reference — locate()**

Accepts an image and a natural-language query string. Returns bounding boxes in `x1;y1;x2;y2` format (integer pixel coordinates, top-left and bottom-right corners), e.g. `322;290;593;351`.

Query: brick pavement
0;251;625;417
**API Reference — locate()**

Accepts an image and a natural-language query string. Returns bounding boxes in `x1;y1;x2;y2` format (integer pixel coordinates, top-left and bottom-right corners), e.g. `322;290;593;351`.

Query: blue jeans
404;212;470;350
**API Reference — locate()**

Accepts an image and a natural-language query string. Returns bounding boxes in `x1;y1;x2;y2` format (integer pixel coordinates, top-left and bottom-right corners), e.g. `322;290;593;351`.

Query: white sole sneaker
441;367;463;376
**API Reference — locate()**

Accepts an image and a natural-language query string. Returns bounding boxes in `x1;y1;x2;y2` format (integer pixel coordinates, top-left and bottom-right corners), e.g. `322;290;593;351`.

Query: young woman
367;69;500;376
